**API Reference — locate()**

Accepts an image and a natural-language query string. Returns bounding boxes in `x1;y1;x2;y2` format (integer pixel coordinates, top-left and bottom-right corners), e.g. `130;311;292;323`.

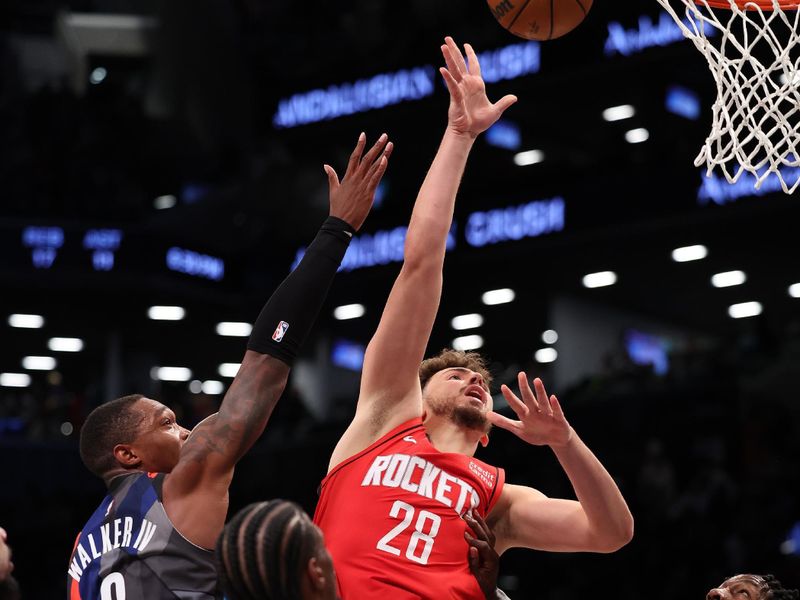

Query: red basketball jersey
314;418;505;599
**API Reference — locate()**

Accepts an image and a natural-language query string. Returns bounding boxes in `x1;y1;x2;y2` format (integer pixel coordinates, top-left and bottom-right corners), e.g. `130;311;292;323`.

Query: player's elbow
591;515;634;553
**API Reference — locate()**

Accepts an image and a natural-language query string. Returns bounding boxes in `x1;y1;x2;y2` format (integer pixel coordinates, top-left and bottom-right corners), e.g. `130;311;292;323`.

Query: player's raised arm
163;133;392;549
487;375;634;555
335;38;516;456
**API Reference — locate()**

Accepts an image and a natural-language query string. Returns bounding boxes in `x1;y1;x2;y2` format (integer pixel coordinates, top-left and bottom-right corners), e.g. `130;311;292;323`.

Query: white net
656;0;800;194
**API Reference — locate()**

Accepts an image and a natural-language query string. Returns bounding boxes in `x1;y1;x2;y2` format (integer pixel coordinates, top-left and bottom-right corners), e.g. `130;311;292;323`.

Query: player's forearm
550;431;634;552
404;129;474;266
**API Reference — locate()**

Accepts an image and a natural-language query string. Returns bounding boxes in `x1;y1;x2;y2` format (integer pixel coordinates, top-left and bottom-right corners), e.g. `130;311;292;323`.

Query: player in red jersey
313;37;634;599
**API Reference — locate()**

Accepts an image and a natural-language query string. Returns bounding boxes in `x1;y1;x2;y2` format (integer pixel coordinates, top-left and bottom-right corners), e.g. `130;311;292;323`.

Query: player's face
130;398;190;473
705;574;769;600
423;367;493;432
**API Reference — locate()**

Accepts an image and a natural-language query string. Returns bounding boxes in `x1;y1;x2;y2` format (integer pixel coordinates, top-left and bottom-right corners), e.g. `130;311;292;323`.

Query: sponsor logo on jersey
272;320;290;342
468;461;496;488
361;453;480;516
402;435;417;444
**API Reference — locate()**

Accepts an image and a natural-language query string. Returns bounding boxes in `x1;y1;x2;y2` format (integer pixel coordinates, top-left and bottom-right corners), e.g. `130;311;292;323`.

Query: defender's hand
439;36;517;139
325;132;393;231
464;512;500;600
488;373;573;448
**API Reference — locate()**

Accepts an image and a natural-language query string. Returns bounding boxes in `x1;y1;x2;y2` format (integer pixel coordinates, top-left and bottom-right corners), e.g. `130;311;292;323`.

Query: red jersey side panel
314;418;505;600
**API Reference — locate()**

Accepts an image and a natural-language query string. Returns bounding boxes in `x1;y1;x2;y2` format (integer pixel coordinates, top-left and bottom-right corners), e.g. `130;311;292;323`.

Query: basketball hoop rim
697;0;800;10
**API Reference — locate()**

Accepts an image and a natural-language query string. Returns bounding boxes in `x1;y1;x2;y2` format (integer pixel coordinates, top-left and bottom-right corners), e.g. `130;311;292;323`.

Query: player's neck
422;416;481;456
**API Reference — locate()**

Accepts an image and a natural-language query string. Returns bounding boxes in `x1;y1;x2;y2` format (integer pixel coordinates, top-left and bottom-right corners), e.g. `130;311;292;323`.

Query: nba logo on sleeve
272;321;289;342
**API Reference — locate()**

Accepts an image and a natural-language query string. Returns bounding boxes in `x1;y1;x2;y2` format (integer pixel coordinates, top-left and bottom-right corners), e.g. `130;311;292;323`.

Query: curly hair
419;349;493;392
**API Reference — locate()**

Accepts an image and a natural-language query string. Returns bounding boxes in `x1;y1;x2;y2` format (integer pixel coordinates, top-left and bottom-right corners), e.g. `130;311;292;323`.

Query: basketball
487;0;593;41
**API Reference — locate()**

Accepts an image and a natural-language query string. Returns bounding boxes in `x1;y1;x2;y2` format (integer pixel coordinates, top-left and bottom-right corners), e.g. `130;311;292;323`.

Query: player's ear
113;443;141;468
306;557;326;591
479;433;489;448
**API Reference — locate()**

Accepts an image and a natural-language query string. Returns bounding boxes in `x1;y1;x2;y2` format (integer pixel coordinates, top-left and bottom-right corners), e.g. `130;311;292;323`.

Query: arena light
582;271;617;288
148;305;186;321
154;194;177;210
151;367;193;382
671;244;708;262
216;322;253;337
711;270;746;288
0;373;32;388
625;128;650;143
481;288;515;305
8;313;45;328
451;314;484;331
218;363;241;378
333;304;365;320
48;337;84;352
535;347;558;363
513;149;545;166
542;329;558;344
603;104;635;121
202;380;225;395
788;283;800;298
728;301;762;319
22;356;57;371
452;335;484;351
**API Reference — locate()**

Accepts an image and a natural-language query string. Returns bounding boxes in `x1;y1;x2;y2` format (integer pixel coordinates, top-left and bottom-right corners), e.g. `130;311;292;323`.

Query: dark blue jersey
68;472;219;600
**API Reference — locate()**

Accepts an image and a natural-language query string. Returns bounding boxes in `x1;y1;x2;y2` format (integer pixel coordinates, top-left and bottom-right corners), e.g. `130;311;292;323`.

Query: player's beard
426;393;491;434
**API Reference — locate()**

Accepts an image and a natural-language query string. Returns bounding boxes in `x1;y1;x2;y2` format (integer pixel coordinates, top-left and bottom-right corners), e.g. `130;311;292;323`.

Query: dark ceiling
1;0;799;396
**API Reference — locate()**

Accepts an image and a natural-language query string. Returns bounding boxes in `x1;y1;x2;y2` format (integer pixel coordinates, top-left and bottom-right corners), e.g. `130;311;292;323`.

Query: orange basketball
487;0;593;41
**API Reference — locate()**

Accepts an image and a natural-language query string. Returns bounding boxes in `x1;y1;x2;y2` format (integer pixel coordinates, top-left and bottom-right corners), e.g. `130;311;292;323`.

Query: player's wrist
548;427;575;450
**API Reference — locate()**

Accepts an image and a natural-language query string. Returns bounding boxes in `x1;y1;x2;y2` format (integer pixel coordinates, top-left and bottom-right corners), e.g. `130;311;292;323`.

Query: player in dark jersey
314;37;634;599
67;132;393;600
706;574;799;600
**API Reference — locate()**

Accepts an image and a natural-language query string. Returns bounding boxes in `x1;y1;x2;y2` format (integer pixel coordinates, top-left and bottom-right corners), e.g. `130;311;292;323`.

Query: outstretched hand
325;132;393;232
440;36;517;138
488;373;573;448
464;512;500;600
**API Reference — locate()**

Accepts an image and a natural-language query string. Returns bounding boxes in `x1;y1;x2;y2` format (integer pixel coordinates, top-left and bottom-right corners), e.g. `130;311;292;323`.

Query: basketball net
657;0;800;194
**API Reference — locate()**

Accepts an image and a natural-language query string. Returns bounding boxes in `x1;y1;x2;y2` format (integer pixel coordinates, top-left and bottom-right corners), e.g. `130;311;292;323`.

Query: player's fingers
323;165;339;191
517;372;541;413
346;132;367;175
500;383;529;417
366;141;393;178
440;67;463;103
550;394;566;420
464;43;481;77
366;156;388;192
361;133;389;169
487;410;521;433
465;513;491;543
441;45;462;81
493;94;518;116
468;544;480;569
445;36;469;75
533;378;553;417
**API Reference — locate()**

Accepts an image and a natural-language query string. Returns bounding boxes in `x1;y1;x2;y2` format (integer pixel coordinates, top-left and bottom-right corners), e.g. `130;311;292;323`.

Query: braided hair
216;500;322;600
763;574;800;600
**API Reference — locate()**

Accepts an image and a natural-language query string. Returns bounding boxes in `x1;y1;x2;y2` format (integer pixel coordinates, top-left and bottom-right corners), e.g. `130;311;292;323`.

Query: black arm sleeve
246;216;355;365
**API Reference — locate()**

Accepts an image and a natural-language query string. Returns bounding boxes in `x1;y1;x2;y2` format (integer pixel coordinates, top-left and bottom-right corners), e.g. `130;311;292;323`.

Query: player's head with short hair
216;500;337;600
706;574;799;600
80;394;189;482
419;349;493;435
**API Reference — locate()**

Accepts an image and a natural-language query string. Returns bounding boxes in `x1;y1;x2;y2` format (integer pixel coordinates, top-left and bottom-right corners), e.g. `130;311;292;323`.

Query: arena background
1;1;799;597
